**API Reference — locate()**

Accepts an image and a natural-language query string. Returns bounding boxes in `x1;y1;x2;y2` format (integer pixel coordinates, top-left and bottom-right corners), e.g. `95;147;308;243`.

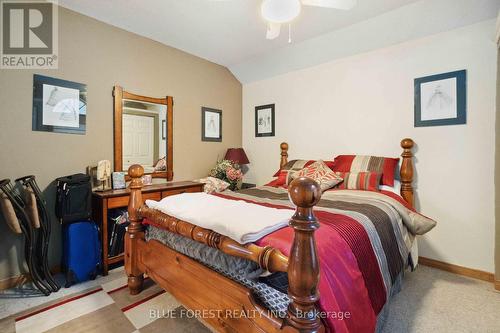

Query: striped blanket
212;186;436;333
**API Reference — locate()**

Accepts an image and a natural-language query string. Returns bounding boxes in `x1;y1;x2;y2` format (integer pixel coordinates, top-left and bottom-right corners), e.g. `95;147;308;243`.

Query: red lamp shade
224;148;250;165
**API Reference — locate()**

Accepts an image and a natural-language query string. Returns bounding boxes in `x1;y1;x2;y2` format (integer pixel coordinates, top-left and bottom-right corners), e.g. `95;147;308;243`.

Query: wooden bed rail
126;165;288;273
139;206;289;273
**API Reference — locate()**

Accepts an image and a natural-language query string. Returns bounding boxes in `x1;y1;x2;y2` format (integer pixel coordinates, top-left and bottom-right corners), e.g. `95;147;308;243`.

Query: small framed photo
32;74;87;134
414;70;466;127
202;107;222;142
112;172;127;190
141;174;153;186
255;104;275;137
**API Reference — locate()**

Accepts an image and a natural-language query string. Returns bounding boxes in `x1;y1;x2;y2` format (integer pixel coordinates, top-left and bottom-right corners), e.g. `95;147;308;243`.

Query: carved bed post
400;138;415;208
286;177;324;333
125;164;145;295
280;142;289;169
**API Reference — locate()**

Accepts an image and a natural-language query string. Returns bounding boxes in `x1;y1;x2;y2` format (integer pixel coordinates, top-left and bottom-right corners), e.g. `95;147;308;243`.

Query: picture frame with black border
255;104;275;137
32;74;87;134
414;70;466;127
201;107;222;142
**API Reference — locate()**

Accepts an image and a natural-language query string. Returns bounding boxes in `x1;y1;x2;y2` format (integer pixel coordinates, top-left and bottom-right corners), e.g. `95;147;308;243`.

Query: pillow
380;180;401;195
273;159;335;177
153;156;167;171
331;155;399;187
295;160;343;192
335;172;381;191
196;177;230;193
265;170;296;187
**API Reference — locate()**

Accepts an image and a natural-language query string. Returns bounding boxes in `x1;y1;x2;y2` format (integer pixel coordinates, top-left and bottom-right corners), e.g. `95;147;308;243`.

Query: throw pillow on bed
266;170;296;187
294;160;343;192
197;177;230;193
331;155;399;187
273;159;335;177
334;171;381;191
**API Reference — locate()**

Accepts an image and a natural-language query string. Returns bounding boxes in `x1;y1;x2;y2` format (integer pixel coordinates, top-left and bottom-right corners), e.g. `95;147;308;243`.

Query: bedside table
240;183;256;190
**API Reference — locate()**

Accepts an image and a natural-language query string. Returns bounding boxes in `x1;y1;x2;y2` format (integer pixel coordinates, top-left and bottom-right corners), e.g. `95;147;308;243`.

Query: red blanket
146;187;429;332
213;189;413;333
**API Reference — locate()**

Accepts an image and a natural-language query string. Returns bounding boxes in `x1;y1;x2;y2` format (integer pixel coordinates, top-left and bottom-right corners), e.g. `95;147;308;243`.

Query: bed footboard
125;165;325;332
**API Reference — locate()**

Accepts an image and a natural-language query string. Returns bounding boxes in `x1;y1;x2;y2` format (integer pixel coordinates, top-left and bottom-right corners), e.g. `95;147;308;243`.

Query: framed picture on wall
32;74;87;134
255;104;275;137
414;70;466;127
202;107;222;142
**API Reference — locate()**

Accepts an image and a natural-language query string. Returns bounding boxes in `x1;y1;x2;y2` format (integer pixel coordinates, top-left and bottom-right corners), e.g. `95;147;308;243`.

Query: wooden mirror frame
113;85;173;181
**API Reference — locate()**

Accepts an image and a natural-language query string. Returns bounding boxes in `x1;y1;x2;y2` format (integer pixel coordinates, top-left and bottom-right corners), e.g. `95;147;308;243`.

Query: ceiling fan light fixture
261;0;301;24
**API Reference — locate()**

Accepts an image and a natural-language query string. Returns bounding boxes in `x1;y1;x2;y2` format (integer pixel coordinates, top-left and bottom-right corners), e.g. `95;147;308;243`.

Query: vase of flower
209;159;243;190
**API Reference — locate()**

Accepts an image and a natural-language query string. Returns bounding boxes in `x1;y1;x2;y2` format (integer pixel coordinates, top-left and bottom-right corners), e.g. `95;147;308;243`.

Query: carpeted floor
0;265;499;332
380;266;500;333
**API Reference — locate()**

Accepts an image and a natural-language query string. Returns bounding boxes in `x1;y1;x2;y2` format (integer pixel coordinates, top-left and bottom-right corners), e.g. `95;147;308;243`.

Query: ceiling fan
212;0;357;41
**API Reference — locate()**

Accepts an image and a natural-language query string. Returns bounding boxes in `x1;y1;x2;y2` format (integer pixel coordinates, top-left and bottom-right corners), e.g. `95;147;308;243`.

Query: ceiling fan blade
301;0;357;10
266;22;281;40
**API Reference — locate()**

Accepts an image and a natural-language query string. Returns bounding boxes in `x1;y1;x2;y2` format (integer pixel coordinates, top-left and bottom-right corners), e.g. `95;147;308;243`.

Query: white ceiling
58;0;499;83
58;0;421;67
232;0;499;82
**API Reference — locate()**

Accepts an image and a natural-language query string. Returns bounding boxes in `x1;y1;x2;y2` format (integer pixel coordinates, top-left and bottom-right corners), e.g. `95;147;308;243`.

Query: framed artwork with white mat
255;104;275;137
414;70;466;127
32;75;87;134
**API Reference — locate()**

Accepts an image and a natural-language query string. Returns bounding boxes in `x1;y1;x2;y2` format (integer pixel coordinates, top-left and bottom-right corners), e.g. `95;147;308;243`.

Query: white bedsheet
146;192;294;244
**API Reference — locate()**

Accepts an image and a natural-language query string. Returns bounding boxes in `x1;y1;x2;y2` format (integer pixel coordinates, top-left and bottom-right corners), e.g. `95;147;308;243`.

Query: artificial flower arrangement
209;159;243;190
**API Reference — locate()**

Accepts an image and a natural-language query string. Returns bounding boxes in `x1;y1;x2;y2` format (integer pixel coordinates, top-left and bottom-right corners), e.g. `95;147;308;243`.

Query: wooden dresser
92;181;204;275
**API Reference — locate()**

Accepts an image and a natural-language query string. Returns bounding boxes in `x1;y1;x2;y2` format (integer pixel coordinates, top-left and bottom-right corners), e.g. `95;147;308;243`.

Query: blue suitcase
62;221;101;287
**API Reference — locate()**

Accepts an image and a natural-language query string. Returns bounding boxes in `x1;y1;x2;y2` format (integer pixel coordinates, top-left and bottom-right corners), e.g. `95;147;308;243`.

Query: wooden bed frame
125;138;415;333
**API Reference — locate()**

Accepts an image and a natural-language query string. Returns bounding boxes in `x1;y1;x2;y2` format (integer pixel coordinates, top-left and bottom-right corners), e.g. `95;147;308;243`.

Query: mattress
145;225;290;317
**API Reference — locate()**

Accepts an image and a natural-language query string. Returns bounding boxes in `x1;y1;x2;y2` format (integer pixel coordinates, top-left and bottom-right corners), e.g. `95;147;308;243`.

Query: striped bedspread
213;186;436;333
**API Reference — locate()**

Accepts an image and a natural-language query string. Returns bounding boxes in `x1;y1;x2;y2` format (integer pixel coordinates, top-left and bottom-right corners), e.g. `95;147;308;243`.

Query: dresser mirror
113;86;173;180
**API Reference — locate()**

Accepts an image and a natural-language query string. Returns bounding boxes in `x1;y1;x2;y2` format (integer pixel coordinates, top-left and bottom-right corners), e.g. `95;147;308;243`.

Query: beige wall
496;34;500;283
0;7;242;281
243;20;497;273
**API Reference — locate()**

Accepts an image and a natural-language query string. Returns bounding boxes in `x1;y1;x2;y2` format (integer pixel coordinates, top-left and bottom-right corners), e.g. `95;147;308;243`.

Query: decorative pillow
335;172;381;191
331;155;399;187
153;156;167;172
273;159;335;177
294;160;343;192
197;177;230;193
265;170;296;187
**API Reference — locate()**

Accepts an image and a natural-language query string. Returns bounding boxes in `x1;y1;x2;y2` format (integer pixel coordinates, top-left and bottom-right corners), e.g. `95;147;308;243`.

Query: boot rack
0;176;60;295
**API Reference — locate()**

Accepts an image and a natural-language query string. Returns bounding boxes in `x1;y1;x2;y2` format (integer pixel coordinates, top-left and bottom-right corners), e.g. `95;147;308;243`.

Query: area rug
0;276;211;333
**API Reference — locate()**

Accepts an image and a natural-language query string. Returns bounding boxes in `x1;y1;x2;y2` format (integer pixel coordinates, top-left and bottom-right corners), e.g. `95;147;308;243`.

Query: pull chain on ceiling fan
212;0;357;41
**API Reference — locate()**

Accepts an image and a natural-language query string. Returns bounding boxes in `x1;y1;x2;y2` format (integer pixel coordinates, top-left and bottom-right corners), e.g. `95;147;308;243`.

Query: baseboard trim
419;256;494;282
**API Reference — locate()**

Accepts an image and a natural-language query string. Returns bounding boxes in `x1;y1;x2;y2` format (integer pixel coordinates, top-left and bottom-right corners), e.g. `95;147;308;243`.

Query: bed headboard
279;138;415;208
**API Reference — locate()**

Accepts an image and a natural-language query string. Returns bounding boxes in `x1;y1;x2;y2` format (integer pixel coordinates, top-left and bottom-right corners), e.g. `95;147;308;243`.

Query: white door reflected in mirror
122;114;155;171
121;99;167;173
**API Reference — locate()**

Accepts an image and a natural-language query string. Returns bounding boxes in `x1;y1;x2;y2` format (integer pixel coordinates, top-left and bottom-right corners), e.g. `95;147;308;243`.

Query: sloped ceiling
59;0;499;83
